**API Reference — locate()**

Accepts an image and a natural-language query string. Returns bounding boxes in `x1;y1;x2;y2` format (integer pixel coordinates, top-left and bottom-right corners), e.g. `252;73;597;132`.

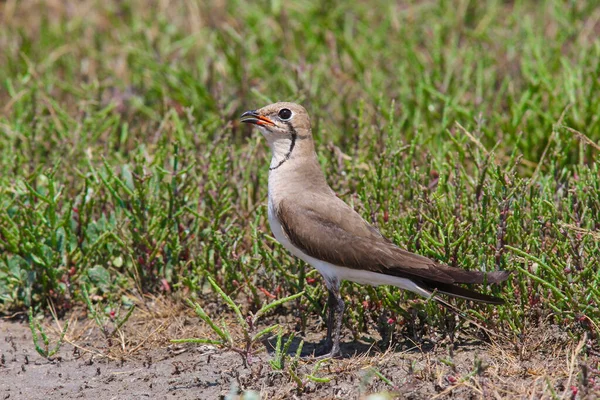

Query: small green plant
305;358;333;383
28;308;68;359
268;329;296;371
360;367;397;391
81;285;135;343
172;276;304;366
285;340;304;390
287;354;333;394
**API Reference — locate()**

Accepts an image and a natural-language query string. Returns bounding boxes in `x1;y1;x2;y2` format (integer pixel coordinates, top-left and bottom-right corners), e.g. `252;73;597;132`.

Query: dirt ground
1;301;599;400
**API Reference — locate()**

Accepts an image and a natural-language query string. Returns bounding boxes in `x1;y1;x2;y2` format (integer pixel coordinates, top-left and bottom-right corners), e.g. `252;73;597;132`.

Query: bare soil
1;301;599;400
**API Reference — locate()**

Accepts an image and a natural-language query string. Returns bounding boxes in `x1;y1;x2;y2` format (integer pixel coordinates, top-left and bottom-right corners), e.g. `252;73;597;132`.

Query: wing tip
487;270;511;284
418;280;508;305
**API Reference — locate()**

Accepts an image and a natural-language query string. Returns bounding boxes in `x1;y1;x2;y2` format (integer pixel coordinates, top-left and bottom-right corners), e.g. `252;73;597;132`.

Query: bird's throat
269;135;296;170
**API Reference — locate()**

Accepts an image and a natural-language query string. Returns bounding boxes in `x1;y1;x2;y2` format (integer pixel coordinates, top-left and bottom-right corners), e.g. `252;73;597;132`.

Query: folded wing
276;197;509;302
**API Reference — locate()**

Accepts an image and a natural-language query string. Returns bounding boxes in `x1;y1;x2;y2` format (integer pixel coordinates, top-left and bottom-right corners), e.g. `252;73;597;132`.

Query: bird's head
240;102;311;145
240;102;315;170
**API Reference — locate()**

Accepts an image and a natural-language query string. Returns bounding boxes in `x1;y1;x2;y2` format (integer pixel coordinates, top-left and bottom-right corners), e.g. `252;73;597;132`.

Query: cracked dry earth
1;308;599;400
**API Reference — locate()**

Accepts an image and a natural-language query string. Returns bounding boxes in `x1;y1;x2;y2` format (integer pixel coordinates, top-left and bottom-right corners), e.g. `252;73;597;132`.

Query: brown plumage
276;198;509;304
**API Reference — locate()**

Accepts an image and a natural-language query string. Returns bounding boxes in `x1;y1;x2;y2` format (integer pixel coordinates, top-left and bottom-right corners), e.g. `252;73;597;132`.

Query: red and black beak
240;110;275;126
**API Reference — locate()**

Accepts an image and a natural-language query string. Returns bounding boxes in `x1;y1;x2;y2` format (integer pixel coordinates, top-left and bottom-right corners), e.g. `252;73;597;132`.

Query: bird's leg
329;287;345;358
325;289;337;347
316;285;344;358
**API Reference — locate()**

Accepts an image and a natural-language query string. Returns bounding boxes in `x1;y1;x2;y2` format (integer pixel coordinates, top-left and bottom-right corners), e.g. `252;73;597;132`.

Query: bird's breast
267;197;303;259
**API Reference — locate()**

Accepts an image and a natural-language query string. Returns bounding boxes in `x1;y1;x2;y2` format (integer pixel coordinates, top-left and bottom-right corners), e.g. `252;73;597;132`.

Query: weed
172;276;304;367
27;307;68;360
268;329;296;371
81;285;135;344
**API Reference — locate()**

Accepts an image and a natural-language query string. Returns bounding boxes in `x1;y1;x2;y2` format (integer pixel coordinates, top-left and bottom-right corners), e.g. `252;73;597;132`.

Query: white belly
267;198;430;297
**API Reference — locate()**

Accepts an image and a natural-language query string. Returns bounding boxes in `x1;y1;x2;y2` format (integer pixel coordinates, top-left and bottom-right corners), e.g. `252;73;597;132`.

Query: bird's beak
240;110;275;126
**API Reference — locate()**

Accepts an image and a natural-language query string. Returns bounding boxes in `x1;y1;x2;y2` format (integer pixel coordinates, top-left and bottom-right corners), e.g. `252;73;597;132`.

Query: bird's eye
278;108;292;120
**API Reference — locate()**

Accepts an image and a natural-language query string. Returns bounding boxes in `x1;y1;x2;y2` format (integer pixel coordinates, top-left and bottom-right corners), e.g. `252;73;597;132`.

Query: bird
240;102;510;357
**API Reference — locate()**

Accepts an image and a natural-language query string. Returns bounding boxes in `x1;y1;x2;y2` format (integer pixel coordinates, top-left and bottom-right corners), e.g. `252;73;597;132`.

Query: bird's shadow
263;334;456;359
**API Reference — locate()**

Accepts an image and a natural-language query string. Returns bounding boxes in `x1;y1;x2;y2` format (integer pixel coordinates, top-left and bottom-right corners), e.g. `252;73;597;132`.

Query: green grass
1;0;599;346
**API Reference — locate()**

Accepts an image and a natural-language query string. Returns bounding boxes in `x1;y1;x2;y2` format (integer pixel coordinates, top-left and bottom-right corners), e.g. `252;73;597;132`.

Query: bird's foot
312;350;341;360
310;339;341;359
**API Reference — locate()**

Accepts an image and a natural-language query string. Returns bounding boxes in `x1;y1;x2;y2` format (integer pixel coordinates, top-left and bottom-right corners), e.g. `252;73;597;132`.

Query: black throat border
269;122;297;171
